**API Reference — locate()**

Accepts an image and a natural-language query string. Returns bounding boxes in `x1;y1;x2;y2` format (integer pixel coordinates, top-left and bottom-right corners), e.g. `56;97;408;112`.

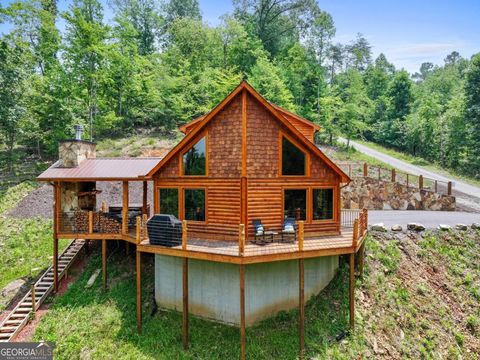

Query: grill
147;214;182;247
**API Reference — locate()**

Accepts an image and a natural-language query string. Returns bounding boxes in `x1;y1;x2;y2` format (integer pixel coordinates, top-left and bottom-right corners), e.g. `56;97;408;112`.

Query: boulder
391;224;403;232
1;279;26;298
371;223;387;232
472;223;480;230
407;223;425;231
438;224;451;231
455;224;468;231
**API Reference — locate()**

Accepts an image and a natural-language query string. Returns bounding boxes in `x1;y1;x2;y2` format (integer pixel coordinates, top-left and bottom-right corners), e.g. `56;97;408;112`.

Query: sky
1;0;479;73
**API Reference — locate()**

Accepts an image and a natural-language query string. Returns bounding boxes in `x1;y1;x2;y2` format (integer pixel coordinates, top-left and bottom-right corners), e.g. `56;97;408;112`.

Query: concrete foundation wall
155;255;338;326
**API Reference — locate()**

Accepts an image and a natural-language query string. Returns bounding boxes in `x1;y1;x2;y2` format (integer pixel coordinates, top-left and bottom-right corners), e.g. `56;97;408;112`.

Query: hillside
28;229;480;359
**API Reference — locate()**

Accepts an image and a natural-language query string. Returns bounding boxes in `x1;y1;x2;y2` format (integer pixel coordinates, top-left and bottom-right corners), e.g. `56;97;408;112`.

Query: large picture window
184;189;206;221
313;188;334;220
183;136;206;175
159;188;178;218
282;136;306;175
284;189;307;220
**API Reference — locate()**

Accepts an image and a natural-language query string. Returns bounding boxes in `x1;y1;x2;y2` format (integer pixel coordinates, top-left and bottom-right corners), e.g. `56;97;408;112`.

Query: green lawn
0;182;69;301
33;230;480;359
355;139;480;187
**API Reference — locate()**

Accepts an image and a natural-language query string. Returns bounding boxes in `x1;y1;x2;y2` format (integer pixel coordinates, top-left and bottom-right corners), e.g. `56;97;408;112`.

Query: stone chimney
58;125;96;167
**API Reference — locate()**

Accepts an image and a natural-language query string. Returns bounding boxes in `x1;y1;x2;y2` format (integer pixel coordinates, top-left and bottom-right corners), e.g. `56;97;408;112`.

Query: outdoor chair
281;217;297;243
252;219;278;245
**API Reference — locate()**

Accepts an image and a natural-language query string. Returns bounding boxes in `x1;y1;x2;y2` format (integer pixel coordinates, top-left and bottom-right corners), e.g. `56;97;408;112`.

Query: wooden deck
137;229;366;264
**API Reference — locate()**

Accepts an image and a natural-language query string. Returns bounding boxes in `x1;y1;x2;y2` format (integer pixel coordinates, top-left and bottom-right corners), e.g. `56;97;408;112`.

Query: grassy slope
0;183;69;294
33;230;480;359
356;139;480;187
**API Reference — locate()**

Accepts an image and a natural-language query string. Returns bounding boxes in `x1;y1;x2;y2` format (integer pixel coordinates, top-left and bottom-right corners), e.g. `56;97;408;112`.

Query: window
282;136;306;175
183;136;206;175
184;189;205;221
313;188;334;220
159;188;178;218
284;189;307;220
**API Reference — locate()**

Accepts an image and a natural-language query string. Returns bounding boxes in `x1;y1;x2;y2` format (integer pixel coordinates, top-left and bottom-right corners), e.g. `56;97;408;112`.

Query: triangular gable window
183;136;206;175
282;136;306;175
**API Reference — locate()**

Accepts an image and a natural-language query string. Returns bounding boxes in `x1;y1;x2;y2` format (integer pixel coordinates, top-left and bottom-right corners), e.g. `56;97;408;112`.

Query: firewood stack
73;210;121;233
95;212;121;233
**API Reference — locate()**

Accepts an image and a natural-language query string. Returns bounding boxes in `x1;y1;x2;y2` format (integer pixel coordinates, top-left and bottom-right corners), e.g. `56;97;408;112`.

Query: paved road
338;138;480;212
369;210;480;229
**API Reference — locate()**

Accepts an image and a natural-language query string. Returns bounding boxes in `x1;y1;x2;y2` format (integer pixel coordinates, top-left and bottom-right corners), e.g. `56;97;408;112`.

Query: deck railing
140;209;368;256
338;161;453;196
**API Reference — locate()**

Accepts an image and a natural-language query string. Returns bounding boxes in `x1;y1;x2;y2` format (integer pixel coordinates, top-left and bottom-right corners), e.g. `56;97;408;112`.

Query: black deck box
147;214;182;247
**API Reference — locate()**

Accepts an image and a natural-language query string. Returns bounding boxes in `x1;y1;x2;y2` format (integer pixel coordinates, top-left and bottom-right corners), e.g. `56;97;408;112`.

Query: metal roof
37;158;163;181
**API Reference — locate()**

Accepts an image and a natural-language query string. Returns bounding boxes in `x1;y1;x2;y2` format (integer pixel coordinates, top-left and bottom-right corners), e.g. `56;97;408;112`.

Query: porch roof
37;157;163;181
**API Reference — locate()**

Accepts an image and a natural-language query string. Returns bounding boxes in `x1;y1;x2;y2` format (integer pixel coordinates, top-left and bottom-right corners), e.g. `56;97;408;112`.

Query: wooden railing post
378;167;381;181
298;221;304;251
101;200;107;213
182;220;188;250
419;175;424;189
406;174;409;188
448;181;452;195
391;168;396;182
348;164;352;178
136;216;141;244
239;224;245;256
363;163;368;177
88;211;93;234
353;219;359;248
435;180;438;193
142;214;148;240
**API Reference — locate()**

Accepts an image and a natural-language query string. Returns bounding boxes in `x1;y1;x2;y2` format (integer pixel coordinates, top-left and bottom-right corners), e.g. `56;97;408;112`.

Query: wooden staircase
0;239;85;342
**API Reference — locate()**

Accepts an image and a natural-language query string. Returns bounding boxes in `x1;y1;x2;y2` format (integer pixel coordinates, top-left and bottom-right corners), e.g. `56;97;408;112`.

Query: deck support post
136;250;142;333
299;259;305;359
239;264;246;360
102;239;107;290
349;253;355;330
53;236;58;293
358;242;365;278
182;258;189;350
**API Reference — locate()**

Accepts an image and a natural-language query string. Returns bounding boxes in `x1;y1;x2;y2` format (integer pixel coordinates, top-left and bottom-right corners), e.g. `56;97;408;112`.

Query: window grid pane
313;188;333;220
184;189;205;221
284;189;307;220
159;188;179;218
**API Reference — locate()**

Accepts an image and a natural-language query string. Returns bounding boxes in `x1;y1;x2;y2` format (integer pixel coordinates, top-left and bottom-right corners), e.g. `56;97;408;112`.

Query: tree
346;33;371;71
111;0;163;55
382;70;414;148
164;0;201;27
63;0;110;140
412;62;434;82
249;56;294;109
0;40;29;170
464;53;480;174
306;10;335;66
233;0;319;56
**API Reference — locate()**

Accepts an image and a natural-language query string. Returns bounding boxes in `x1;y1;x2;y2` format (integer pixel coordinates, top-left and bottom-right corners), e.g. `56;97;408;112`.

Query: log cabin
36;81;368;359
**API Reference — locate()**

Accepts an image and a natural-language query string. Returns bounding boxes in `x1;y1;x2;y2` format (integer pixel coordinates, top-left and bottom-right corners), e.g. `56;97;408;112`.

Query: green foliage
0;0;479;181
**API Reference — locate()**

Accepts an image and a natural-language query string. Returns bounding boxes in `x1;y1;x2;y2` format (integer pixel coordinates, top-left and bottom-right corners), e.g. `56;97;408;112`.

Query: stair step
0;334;12;339
0;327;17;332
4;320;22;326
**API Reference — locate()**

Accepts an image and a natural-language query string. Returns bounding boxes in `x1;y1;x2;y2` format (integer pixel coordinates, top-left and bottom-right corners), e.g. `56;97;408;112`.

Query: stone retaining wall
342;177;456;211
